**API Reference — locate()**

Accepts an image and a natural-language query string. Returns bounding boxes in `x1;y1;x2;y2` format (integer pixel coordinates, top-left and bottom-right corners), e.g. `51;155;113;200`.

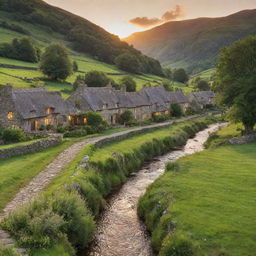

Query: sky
45;0;256;38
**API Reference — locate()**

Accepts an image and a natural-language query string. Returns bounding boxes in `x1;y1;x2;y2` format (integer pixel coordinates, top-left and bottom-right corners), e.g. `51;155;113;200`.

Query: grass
0;126;129;213
139;142;256;256
0;139;78;212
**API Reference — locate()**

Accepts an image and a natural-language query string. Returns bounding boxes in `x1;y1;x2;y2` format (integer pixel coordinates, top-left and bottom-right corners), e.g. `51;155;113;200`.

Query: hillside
0;0;172;95
0;0;163;75
125;9;256;73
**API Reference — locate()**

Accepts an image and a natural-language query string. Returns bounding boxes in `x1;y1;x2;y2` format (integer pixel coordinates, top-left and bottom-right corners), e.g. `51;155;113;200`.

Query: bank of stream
79;123;227;256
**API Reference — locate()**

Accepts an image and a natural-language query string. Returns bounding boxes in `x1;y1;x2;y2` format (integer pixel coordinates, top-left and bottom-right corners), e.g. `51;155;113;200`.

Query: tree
73;61;78;72
40;43;72;80
171;103;183;117
115;52;141;74
173;68;189;83
0;37;39;63
84;71;109;87
118;110;134;125
163;68;172;80
84;112;103;127
162;79;173;91
120;76;137;92
215;35;256;134
196;79;210;91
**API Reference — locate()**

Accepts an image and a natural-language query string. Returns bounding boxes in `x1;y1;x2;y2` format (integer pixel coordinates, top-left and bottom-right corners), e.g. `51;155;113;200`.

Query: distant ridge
124;9;256;73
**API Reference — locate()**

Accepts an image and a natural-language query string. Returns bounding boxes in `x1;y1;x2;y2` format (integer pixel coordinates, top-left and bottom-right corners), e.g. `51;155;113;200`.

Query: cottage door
31;120;38;131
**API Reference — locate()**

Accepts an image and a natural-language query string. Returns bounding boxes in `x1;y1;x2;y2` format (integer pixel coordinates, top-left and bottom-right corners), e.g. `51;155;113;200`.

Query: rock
229;134;256;145
78;155;90;169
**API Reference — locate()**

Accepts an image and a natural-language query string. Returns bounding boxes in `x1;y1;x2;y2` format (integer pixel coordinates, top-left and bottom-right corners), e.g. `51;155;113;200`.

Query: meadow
138;131;256;256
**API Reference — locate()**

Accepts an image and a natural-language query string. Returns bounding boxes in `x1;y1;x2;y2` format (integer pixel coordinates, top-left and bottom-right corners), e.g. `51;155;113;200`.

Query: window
45;118;51;125
83;117;88;124
46;108;54;115
68;115;72;121
116;102;120;108
7;112;14;121
103;104;108;110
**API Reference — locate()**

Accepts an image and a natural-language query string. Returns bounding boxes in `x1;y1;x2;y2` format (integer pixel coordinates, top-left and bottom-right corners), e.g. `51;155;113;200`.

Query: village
0;83;215;132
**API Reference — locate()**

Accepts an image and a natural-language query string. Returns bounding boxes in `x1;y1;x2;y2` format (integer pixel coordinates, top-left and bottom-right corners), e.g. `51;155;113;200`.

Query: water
80;123;227;256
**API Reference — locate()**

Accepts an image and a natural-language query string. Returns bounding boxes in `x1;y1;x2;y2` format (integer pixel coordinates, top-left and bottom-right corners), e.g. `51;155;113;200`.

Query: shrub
84;112;104;127
64;129;87;138
118;110;134;125
173;69;189;83
171;103;183;117
119;76;137;92
166;162;180;172
2;127;27;143
160;233;195;256
83;71;109;87
0;246;19;256
153;114;169;123
51;191;95;248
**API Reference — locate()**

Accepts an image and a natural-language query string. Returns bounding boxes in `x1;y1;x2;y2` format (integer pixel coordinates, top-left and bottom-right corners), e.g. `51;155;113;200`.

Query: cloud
129;17;162;28
162;5;185;21
129;5;185;28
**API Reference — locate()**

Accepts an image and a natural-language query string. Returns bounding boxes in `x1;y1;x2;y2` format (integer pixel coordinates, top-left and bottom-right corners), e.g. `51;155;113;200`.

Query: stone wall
229;134;256;145
0;136;62;160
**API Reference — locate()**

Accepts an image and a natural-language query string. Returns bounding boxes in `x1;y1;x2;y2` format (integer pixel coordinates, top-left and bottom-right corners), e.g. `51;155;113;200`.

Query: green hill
0;0;170;95
125;9;256;73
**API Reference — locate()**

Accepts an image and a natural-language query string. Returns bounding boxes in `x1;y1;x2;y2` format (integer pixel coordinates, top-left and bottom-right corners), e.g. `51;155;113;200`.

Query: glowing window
45;118;51;125
68;115;72;121
83;117;88;124
46;108;53;115
7;112;14;121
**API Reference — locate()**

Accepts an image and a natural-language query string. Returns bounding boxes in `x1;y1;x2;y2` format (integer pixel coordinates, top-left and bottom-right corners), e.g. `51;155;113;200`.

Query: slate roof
12;87;68;119
67;85;189;112
189;91;215;104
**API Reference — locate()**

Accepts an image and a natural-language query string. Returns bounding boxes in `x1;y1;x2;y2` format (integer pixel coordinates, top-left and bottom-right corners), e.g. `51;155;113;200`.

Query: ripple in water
79;123;227;256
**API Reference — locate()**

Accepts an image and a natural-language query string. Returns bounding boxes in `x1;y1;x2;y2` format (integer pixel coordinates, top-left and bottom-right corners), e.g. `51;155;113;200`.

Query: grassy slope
0;12;172;94
139;126;256;255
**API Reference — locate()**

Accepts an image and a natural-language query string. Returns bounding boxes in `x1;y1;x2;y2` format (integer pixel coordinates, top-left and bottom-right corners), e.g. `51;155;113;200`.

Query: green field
139;139;256;256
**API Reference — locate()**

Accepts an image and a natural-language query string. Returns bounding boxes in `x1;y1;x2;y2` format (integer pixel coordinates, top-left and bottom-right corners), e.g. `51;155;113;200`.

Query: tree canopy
120;76;137;92
215;35;256;134
0;37;40;62
115;53;141;74
40;43;72;81
83;71;110;87
173;68;189;83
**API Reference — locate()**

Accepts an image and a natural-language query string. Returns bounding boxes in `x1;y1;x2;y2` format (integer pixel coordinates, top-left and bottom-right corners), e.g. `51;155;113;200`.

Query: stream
79;123;227;256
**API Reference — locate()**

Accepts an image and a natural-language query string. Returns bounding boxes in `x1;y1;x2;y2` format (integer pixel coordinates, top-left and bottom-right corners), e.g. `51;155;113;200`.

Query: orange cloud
129;5;185;28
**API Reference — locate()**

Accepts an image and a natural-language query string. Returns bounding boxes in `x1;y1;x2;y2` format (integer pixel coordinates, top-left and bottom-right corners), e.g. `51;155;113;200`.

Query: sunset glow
45;0;256;38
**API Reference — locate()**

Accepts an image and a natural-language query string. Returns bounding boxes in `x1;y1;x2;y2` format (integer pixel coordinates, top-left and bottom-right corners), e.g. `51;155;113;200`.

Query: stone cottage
67;84;190;124
0;85;71;132
188;91;215;110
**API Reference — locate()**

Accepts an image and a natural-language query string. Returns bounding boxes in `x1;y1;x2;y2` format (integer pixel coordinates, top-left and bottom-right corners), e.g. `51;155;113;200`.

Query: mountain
125;9;256;73
0;0;162;75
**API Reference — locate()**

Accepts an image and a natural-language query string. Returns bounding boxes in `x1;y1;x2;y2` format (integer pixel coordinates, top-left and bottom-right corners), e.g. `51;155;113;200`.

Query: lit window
164;111;169;115
68;115;72;121
83;117;88;124
45;118;51;125
7;112;14;121
46;108;53;115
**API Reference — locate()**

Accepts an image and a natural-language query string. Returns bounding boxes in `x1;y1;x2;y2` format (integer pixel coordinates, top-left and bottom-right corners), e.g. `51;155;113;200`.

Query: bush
0;246;19;256
1;127;28;143
1;190;95;251
118;110;134;125
171;103;183;117
64;129;87;138
119;76;137;92
153;114;169;123
84;112;104;127
83;71;109;87
160;233;195;256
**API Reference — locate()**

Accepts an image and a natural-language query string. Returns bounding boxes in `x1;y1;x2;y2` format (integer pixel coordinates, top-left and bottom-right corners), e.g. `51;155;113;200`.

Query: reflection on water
80;123;227;256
